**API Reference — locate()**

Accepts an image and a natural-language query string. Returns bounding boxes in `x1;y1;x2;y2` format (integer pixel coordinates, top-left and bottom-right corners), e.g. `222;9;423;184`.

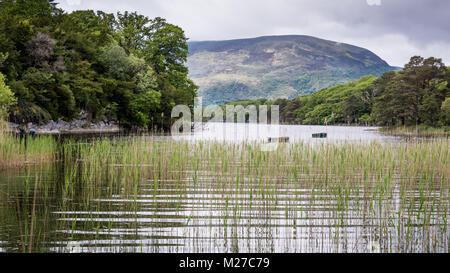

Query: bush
441;98;450;126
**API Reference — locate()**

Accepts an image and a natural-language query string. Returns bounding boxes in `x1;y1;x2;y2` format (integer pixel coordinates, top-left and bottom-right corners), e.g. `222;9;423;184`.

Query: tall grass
53;136;450;252
1;133;448;252
380;125;450;138
0;123;57;169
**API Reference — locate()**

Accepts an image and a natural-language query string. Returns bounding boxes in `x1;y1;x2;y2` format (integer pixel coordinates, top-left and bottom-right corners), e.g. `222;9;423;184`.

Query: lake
184;122;399;143
0;124;448;253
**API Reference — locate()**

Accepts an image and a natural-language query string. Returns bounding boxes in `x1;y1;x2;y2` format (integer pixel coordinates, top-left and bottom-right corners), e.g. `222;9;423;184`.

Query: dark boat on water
267;137;290;143
312;133;327;138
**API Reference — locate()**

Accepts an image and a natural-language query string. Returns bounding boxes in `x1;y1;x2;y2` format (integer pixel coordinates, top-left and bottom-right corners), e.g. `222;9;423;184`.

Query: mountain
186;35;398;105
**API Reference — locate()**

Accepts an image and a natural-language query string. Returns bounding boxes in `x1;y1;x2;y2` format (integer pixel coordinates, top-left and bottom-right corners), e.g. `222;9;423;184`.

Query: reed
379;125;450;138
1;134;448;252
0;127;58;169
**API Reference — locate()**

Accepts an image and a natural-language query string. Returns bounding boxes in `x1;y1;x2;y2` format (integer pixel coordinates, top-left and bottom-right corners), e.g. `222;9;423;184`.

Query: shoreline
378;126;450;138
7;119;121;135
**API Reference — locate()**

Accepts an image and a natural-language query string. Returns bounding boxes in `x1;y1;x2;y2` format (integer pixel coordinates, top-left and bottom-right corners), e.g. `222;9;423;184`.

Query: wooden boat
312;133;327;138
267;137;290;143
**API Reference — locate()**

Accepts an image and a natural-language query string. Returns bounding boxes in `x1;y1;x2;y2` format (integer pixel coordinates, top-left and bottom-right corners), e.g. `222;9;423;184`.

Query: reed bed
48;136;450;253
380;126;450;138
0;127;58;169
1;133;449;252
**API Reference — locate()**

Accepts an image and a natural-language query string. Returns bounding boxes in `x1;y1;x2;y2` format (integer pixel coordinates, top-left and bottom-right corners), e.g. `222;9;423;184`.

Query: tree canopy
0;0;197;129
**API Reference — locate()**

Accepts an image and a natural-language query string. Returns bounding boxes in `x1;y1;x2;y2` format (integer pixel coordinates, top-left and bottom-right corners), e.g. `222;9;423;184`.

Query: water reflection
0;125;448;253
1;164;448;252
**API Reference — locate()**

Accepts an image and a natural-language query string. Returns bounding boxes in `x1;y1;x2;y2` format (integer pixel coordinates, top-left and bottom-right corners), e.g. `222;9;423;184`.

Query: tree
67;10;115;45
372;71;398;125
115;11;151;54
441;98;450;126
0;72;16;120
26;32;65;72
128;90;161;127
0;3;197;129
372;57;448;126
146;17;189;75
98;43;145;81
66;60;102;119
419;80;449;125
0;0;61;18
340;94;365;125
21;67;58;119
0;14;33;80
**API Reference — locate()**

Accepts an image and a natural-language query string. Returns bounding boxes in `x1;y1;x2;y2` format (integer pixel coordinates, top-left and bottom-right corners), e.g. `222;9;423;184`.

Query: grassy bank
379;126;450;138
0;123;58;169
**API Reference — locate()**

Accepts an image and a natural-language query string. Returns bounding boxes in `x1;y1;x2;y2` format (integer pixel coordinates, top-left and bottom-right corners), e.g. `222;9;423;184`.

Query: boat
267;137;290;143
312;133;327;138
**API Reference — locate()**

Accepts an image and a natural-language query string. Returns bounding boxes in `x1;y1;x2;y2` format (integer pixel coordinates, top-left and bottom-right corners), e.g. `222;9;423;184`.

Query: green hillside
226;56;450;128
187;35;398;105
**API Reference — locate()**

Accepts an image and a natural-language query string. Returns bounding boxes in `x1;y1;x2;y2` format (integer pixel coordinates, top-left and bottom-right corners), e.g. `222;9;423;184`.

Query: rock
7;118;119;134
7;122;18;130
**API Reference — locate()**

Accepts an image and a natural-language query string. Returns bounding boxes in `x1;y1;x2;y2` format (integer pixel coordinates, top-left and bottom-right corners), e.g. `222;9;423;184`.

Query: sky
57;0;450;67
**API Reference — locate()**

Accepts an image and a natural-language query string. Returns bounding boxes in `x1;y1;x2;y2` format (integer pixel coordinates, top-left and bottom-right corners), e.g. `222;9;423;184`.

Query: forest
0;0;197;129
229;56;450;127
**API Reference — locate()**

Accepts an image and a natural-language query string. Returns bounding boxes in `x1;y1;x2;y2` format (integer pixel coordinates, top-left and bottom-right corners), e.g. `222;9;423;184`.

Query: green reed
0;129;57;169
2;134;448;252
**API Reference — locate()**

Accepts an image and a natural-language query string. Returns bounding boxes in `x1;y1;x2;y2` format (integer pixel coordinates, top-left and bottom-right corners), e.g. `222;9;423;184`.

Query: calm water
0;125;448;253
184;123;398;143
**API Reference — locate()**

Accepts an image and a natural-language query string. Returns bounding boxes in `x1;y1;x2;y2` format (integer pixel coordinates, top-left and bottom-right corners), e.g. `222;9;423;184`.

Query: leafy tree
0;14;33;80
56;84;76;119
340;94;366;125
372;71;398;125
146;17;189;75
419;80;449;125
115;11;151;54
441;98;450;126
67;60;103;119
0;3;197;129
0;0;61;18
399;57;447;125
129;90;161;127
0;72;16;119
26;32;64;72
21;67;57;118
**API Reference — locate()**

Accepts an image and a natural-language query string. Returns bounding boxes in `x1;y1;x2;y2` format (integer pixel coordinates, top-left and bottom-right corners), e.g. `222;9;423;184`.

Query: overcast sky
57;0;450;67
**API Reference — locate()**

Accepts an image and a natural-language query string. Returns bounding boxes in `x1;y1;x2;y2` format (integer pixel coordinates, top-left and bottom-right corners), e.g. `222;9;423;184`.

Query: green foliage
98;43;136;80
146;17;188;75
0;72;16;119
115;11;151;54
289;75;376;125
0;0;197;129
373;57;449;126
441;98;450;126
129;90;161;127
0;0;61;19
231;58;449;128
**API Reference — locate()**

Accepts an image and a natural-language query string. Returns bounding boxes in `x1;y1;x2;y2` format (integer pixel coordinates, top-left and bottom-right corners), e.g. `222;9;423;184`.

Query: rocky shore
8;114;120;135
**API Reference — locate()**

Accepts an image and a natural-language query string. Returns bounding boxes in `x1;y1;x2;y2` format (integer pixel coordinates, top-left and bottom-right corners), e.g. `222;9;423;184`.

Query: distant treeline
227;56;450;127
0;0;197;129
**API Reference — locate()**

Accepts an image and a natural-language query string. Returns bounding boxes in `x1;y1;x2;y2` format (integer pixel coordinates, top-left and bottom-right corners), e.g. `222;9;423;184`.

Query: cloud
55;0;450;67
66;0;82;6
366;0;382;6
